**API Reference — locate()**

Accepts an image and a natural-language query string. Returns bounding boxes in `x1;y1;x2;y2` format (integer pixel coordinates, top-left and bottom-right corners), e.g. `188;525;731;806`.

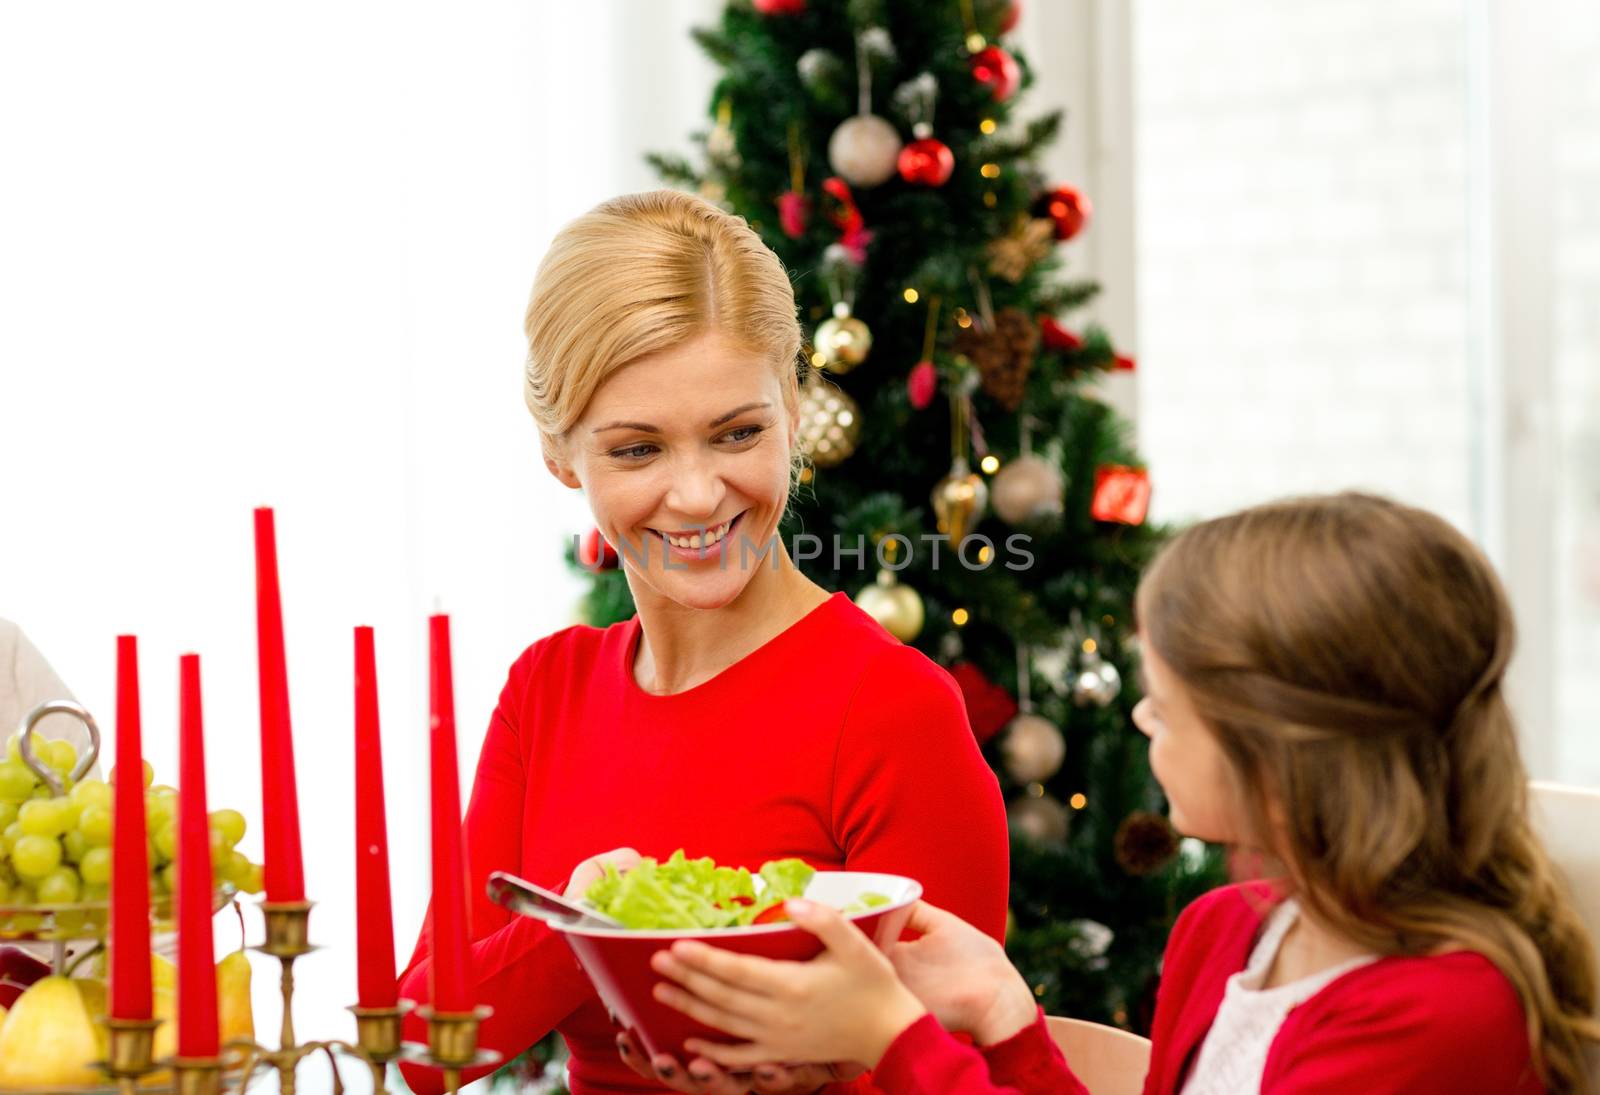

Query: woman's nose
664;456;726;519
1130;698;1155;739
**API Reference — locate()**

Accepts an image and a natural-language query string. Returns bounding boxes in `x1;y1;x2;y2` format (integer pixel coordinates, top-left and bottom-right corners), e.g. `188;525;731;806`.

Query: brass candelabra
93;900;495;1095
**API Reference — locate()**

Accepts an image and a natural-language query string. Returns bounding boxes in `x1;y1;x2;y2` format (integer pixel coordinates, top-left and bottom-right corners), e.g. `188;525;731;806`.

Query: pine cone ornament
955;307;1040;411
986;218;1055;282
1113;811;1180;876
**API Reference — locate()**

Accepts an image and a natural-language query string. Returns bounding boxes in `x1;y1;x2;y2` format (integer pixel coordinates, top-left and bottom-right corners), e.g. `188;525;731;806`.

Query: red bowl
551;871;921;1061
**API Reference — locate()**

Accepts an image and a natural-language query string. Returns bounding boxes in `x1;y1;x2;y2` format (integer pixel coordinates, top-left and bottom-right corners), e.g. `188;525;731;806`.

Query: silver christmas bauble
828;113;903;188
1000;713;1066;783
1008;792;1070;846
1072;655;1122;708
990;454;1065;526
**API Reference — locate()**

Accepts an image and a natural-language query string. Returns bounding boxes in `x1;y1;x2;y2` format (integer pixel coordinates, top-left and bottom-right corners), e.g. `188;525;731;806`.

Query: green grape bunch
0;734;264;929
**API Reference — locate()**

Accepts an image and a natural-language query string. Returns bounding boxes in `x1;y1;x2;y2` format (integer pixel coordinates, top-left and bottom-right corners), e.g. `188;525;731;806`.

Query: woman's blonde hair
523;190;803;455
1137;492;1599;1092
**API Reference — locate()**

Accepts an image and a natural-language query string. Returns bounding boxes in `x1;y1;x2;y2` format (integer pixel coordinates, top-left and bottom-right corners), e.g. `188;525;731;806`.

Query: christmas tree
572;0;1222;1032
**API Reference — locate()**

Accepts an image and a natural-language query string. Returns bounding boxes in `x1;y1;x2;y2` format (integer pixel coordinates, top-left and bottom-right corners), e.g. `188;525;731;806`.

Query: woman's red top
397;592;1011;1094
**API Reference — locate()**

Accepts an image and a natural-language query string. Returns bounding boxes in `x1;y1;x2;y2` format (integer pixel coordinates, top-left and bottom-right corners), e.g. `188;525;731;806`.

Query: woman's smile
650;511;747;561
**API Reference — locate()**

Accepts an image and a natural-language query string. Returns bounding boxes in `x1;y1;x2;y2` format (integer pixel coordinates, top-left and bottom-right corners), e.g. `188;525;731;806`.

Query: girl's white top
1181;898;1376;1094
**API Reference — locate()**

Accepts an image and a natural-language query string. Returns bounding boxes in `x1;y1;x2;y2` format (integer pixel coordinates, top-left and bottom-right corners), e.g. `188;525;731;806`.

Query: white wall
0;2;714;1090
1131;0;1600;784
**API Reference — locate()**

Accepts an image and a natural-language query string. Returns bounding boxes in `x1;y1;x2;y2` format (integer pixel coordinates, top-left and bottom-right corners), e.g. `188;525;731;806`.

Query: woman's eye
609;444;657;461
721;425;763;445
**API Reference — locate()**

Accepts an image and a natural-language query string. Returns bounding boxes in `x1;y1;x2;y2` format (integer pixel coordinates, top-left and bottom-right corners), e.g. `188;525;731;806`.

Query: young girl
647;493;1600;1094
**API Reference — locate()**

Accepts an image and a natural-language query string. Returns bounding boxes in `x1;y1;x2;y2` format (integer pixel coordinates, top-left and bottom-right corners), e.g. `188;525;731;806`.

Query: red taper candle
426;615;472;1012
108;635;152;1020
176;654;219;1058
354;626;398;1008
254;507;306;902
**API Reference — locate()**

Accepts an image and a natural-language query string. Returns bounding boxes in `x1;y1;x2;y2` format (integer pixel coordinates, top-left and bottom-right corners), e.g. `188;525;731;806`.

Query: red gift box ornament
579;527;620;570
949;661;1018;745
753;0;805;13
1039;316;1084;352
1091;465;1152;526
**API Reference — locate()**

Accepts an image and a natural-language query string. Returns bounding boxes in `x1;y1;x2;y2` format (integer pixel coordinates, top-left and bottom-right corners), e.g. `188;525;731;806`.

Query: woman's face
548;329;798;611
1131;640;1244;844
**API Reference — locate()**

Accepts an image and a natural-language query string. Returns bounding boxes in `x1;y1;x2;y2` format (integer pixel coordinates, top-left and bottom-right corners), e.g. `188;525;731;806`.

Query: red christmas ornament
1039;316;1084;352
1113;352;1136;372
897;137;954;187
999;1;1022;33
578;527;620;570
949;661;1018;745
969;45;1021;102
821;176;874;263
908;360;938;409
777;191;811;238
753;0;805;12
1090;465;1151;526
1038;185;1092;241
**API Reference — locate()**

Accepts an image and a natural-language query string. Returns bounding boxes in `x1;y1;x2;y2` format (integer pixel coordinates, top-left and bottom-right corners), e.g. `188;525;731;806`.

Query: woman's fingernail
689;1067;713;1083
756;1067;779;1082
785;898;813;916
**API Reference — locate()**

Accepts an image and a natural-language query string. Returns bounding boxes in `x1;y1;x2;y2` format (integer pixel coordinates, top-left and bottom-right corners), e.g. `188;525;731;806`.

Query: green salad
582;850;891;930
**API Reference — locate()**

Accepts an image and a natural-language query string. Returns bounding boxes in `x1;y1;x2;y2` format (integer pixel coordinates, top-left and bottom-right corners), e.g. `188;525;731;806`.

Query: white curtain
0;2;714;1087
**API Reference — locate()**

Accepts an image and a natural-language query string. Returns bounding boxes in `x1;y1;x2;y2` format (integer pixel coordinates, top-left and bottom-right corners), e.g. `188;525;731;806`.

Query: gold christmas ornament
991;453;1065;525
1009;792;1070;846
827;114;902;188
854;568;925;642
931;458;988;543
814;303;874;373
796;376;861;468
986;217;1056;282
1000;712;1066;784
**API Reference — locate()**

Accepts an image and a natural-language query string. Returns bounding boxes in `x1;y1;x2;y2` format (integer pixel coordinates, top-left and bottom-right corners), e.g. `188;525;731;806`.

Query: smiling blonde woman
397;190;1009;1095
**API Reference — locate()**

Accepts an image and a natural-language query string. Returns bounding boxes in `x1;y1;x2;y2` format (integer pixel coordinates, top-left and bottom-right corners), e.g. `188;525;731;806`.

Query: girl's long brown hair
1137;492;1598;1092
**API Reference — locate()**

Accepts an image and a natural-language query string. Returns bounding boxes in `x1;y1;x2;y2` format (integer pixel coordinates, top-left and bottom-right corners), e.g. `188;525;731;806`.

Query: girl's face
1131;640;1245;844
548;329;798;612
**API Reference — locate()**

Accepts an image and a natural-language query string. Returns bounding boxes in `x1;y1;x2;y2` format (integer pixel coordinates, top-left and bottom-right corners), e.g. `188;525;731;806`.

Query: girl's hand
881;900;1037;1045
652;898;929;1071
615;1032;861;1094
565;846;642;897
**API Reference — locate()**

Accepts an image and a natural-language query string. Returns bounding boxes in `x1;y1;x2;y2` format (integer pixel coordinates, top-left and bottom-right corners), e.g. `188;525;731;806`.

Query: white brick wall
1132;0;1476;532
1131;0;1600;782
1554;0;1600;782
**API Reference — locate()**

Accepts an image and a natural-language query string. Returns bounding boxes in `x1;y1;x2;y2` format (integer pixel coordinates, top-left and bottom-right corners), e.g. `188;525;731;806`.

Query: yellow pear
0;975;105;1087
152;952;177;993
217;949;254;1048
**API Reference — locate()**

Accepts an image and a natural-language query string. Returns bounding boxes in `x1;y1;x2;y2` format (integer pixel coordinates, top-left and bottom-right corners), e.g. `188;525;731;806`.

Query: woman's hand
565;847;642;898
650;898;928;1072
615;1032;860;1094
879;900;1037;1046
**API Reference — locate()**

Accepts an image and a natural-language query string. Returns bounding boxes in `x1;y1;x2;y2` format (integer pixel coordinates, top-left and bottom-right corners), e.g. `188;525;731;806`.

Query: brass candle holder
94;1016;163;1095
208;899;440;1095
167;1056;225;1095
398;1005;499;1095
343;1001;413;1093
